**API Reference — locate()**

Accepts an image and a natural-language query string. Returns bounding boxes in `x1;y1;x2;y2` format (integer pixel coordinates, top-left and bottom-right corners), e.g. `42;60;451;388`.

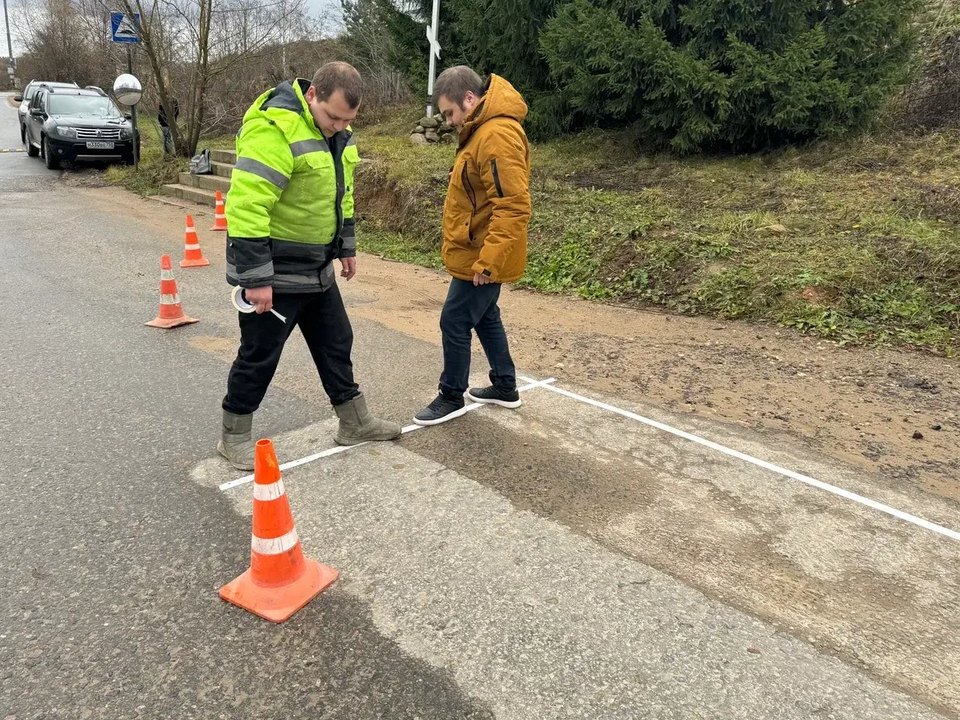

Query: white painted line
219;377;557;492
518;376;960;543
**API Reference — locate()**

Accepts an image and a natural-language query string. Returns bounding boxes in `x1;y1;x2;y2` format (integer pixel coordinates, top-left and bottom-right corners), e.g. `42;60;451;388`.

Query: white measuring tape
231;286;288;323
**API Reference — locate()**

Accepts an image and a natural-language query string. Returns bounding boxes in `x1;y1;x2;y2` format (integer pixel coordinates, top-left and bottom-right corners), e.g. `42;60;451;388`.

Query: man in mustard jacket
415;66;531;425
219;62;401;470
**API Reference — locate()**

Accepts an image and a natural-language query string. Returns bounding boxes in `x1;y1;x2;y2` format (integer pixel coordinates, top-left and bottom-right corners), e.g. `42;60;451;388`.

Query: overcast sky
308;0;343;29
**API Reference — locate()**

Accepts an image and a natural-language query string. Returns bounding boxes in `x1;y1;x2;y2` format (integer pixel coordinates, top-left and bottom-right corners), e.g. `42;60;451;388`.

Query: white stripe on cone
160;293;180;304
251;527;299;555
185;244;201;251
253;479;286;502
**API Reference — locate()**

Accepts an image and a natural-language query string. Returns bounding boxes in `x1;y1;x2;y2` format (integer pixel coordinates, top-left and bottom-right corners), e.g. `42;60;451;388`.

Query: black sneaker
466;385;522;409
414;394;468;426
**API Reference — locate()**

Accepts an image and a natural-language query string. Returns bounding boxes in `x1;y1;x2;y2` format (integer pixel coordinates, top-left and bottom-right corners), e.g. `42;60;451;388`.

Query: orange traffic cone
219;439;338;622
211;190;228;232
180;215;210;268
146;255;199;329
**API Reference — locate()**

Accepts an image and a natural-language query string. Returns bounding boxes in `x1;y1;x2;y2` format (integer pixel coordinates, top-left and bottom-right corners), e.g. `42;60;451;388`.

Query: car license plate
86;141;114;149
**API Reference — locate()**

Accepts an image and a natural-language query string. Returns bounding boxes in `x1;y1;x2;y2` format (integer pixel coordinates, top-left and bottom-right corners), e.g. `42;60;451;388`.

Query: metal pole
425;0;440;117
127;44;139;168
2;0;15;86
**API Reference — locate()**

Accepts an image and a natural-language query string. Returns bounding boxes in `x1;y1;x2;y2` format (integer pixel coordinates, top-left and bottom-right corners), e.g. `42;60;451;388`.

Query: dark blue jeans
439;278;517;400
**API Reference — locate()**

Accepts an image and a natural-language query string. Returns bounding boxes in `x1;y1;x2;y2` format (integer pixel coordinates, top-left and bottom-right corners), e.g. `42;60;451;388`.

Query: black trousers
222;284;360;415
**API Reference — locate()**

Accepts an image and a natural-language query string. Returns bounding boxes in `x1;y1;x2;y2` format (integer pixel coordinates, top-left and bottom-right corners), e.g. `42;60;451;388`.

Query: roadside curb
143;193;215;216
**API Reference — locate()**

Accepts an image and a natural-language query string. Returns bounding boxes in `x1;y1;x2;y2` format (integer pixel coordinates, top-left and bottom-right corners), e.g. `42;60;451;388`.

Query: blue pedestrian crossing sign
110;12;140;43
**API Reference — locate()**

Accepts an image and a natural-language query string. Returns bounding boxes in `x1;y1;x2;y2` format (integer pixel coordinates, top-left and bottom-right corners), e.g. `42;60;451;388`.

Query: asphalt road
0;93;493;719
0;93;57;181
0;90;955;719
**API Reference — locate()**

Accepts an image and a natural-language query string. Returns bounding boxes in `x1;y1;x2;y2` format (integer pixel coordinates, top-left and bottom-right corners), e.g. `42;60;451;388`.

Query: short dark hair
434;66;485;108
312;62;362;109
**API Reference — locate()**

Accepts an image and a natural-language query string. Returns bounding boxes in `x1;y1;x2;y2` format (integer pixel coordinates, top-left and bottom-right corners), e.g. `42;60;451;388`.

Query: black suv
23;87;140;169
15;80;80;143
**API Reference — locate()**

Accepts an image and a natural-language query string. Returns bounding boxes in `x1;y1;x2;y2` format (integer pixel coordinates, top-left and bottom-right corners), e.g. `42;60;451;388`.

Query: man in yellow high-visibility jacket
219;62;401;470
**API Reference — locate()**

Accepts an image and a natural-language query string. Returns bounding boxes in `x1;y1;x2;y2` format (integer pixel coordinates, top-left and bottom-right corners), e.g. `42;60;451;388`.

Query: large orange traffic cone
219;439;338;622
211;190;228;232
145;255;199;329
180;215;210;268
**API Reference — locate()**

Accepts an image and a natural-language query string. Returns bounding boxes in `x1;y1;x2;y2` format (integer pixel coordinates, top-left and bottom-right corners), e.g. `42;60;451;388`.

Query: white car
15;80;79;143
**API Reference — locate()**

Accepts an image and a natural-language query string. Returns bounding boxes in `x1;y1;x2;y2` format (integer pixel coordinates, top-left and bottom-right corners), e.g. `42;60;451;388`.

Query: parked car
15;80;80;143
23;87;140;169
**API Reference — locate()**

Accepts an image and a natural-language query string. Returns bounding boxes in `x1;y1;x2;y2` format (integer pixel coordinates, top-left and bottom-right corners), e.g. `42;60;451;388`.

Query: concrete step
197;173;232;194
161;183;218;207
211;161;234;178
210;148;236;164
178;171;231;194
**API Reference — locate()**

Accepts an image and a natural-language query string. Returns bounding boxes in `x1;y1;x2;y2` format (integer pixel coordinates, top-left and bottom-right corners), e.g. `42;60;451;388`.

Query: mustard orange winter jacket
442;75;531;284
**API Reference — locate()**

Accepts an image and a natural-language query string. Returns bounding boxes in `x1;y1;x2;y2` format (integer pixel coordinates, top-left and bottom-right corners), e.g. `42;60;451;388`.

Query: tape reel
231;286;287;323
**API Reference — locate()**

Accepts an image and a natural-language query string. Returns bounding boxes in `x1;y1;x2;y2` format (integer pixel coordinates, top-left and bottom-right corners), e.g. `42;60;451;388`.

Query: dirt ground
347;257;960;504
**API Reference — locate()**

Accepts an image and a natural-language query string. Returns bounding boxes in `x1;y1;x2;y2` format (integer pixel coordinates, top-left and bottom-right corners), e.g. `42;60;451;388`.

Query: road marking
518;376;960;543
218;377;558;492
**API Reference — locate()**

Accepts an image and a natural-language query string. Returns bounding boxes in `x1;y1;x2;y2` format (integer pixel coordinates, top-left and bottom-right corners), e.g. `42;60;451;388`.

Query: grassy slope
104;120;186;194
104;124;235;195
355;117;960;354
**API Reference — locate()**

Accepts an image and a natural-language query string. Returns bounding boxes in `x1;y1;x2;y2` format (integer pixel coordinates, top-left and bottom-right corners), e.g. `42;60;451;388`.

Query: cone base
146;314;199;329
210;225;227;232
219;558;338;623
180;257;211;267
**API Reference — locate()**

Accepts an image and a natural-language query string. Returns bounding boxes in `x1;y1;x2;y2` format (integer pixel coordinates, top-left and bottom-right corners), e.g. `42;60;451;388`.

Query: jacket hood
460;74;528;142
242;79;311;130
243;79;355;143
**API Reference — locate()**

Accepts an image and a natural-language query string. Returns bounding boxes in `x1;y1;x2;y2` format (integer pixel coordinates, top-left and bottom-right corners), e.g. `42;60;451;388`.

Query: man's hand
340;257;357;281
244;286;273;314
473;272;491;286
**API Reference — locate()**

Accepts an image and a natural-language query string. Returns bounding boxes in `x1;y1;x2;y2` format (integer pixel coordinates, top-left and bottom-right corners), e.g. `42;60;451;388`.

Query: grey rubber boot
334;393;402;446
217;410;256;471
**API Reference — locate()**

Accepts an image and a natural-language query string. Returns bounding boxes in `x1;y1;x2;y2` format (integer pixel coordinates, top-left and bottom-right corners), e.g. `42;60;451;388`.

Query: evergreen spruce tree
540;0;920;151
449;0;560;89
372;0;466;97
446;0;570;138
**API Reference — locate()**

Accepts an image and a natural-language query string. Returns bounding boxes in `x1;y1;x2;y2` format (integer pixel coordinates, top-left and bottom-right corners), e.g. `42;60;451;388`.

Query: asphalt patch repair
207;379;960;717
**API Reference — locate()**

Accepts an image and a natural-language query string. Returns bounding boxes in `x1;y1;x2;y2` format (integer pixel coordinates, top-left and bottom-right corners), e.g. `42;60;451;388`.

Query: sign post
425;0;441;117
2;0;15;88
110;12;141;168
